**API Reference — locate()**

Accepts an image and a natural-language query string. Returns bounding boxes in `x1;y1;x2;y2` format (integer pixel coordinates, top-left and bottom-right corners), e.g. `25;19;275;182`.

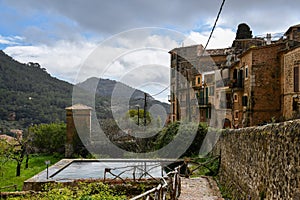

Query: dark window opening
294;66;299;92
242;95;248;107
197;77;201;84
293;98;299;111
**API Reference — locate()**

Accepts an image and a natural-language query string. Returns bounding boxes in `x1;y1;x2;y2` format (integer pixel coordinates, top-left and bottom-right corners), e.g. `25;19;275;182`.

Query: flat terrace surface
24;159;177;182
179;177;223;200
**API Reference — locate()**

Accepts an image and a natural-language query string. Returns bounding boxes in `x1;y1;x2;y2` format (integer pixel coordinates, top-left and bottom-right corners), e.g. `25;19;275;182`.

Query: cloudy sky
1;0;300;102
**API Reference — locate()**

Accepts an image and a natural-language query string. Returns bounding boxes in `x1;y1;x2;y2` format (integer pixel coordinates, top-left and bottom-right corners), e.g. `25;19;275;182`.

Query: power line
149;0;226;98
151;85;170;97
203;0;226;51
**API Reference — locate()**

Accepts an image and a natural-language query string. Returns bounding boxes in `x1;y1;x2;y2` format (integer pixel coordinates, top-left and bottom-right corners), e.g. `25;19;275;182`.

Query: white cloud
186;27;235;49
4;40;97;83
4;26;236;102
0;35;24;45
75;28;182;85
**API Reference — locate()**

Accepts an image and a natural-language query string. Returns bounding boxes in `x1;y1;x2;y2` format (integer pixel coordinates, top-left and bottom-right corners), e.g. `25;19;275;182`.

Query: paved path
178;176;223;200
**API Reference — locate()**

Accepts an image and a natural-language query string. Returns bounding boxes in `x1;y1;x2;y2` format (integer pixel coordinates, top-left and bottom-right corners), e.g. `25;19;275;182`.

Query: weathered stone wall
215;120;300;199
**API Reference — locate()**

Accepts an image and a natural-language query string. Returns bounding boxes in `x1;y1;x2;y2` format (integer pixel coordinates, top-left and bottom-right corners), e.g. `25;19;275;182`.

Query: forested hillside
0;51;75;129
0;50;169;132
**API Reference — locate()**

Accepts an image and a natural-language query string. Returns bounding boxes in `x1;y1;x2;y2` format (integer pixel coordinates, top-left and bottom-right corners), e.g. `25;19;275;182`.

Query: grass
0;154;62;191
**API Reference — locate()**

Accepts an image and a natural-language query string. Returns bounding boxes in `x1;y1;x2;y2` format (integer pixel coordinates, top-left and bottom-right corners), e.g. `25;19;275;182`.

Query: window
245;66;248;79
226;93;232;108
238;70;244;87
199;90;204;105
234;110;239;120
234;93;238;102
233;69;238;80
293;97;299;111
294;66;299;92
233;69;244;88
242;95;248;107
197;77;201;85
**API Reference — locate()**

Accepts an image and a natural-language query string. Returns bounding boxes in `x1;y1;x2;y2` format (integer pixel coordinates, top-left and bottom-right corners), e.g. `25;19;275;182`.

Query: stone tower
65;104;92;158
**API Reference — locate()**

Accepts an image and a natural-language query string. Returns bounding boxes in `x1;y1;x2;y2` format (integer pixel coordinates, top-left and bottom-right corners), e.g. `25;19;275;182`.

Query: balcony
230;69;244;90
192;84;202;90
230;79;244;91
195;95;211;109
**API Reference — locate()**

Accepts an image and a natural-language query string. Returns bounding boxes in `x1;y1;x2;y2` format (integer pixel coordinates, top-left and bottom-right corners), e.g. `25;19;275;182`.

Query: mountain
0;50;74;129
77;77;148;100
0;50;169;131
77;77;170;123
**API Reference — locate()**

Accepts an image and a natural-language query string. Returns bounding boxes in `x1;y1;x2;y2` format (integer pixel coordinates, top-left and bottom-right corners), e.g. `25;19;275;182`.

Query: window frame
234;110;239;120
234;93;238;103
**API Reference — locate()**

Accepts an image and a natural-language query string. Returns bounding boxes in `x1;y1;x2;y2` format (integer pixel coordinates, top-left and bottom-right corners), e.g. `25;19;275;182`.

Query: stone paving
178;176;223;200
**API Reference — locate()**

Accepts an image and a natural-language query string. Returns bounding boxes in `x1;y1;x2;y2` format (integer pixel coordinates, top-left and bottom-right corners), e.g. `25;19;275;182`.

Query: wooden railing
130;165;182;200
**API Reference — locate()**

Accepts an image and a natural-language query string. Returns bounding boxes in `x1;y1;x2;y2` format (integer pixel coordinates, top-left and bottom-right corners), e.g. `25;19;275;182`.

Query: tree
155;122;208;158
30;123;66;154
156;116;162;128
0;136;31;176
235;23;253;39
125;109;152;126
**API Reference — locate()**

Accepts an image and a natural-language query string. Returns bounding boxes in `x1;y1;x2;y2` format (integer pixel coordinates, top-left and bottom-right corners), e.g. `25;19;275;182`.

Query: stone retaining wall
215;120;300;199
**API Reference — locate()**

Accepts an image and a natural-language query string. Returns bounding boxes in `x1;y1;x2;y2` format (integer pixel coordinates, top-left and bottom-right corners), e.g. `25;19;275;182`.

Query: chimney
266;33;272;45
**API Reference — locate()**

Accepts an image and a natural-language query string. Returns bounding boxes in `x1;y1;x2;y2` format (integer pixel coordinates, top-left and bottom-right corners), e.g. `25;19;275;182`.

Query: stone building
230;43;285;127
282;46;300;119
65;104;92;157
168;44;231;128
169;23;300;127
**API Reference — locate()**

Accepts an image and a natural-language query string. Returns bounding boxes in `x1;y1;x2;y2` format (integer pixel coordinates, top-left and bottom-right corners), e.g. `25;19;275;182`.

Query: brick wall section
233;44;284;126
214;120;300;199
283;47;300;119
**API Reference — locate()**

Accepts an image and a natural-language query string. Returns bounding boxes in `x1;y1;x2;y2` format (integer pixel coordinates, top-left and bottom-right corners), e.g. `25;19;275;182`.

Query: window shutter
238;70;244;87
242;96;248;107
233;69;238;79
199;90;204;105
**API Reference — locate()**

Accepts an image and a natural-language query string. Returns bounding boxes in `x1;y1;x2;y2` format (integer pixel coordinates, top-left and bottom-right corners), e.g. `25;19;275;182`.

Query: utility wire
151;85;170;97
203;0;226;51
148;0;226;98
